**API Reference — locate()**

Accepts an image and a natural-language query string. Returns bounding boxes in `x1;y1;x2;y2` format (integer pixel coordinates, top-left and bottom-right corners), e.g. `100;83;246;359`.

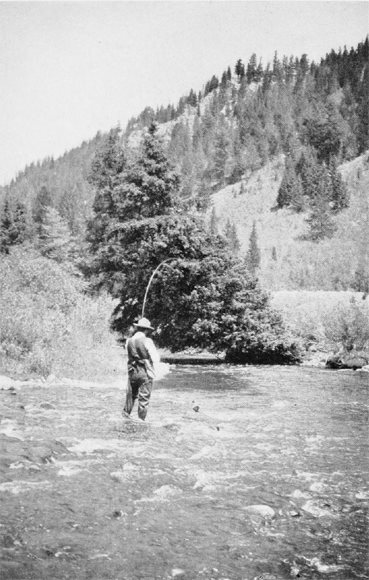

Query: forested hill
0;38;368;291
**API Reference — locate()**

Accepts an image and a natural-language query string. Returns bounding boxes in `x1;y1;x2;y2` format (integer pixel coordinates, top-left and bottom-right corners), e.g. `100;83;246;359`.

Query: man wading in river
123;318;160;421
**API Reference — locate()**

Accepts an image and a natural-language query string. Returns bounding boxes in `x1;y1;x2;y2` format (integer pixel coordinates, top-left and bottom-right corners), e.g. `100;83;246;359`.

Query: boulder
40;402;56;410
326;353;368;370
0;376;15;390
243;504;275;520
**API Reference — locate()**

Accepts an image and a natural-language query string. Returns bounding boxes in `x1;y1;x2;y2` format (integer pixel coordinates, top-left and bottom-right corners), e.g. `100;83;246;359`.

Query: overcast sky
0;1;368;185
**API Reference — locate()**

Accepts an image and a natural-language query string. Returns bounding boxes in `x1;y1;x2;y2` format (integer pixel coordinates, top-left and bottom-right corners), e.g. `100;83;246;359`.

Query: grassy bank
0;247;124;381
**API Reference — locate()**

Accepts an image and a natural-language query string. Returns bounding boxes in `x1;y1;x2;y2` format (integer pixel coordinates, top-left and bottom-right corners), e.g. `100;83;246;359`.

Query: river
0;365;368;579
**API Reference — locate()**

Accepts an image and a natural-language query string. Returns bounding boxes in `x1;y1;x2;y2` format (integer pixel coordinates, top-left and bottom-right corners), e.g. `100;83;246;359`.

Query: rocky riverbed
0;365;368;580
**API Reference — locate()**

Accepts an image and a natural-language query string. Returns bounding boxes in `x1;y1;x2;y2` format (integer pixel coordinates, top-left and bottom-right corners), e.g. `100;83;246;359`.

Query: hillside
0;38;368;293
208;151;369;290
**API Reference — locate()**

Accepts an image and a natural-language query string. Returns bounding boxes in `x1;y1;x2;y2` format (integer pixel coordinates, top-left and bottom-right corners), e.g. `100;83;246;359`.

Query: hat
134;317;154;331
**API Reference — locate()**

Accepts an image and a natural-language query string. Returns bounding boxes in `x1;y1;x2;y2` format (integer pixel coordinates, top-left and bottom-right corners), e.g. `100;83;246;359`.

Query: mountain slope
209;151;369;291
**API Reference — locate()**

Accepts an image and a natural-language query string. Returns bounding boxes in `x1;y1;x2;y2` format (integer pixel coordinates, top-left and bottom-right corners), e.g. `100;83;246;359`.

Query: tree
245;221;261;275
38;207;72;263
223;219;240;253
33;186;53;231
209;207;218;235
328;158;349;212
247;53;258;83
277;157;304;210
235;59;245;81
87;124;299;363
0;199;28;253
304;105;343;163
0;199;15;253
305;195;337;242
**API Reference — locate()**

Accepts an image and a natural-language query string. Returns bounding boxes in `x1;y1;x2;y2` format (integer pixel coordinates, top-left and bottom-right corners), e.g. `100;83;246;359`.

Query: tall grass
0;247;124;380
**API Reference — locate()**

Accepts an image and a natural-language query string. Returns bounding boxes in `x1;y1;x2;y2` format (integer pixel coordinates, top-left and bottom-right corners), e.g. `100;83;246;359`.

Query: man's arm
145;337;160;379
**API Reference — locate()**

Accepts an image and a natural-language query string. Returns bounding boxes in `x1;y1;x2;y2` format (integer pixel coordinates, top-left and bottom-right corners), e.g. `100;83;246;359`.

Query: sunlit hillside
209;151;369;291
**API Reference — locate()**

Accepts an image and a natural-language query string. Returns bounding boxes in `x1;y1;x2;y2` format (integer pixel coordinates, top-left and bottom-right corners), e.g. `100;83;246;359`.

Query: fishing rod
141;258;177;319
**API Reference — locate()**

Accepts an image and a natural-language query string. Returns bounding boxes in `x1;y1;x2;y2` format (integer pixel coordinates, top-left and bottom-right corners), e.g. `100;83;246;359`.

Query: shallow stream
0;365;368;579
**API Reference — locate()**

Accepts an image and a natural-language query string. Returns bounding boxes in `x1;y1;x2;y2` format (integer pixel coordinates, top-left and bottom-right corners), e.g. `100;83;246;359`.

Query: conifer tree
235;59;245;81
0;199;15;253
223;219;240;253
0;199;28;253
38;207;72;263
209;207;218;235
87;124;298;362
277;157;304;210
305;196;337;241
12;201;28;245
328;158;349;212
33;185;53;233
245;221;261;275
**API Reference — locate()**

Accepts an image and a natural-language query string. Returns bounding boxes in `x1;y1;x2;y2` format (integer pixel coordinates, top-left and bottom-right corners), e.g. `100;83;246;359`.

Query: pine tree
328;157;349;212
235;59;245;81
245;221;261;275
230;223;241;254
0;199;28;253
38;207;72;263
305;196;337;241
209;207;218;235
33;185;53;233
86;124;298;362
0;199;15;253
277;157;304;210
213;129;230;186
223;219;240;253
246;53;258;83
290;174;305;213
12;201;28;245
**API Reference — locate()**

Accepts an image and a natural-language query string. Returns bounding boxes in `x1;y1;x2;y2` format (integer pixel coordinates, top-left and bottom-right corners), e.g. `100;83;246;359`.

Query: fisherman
123;317;160;421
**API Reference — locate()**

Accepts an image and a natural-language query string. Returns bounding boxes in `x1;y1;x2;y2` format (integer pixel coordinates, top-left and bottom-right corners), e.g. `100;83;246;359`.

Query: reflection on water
0;365;368;579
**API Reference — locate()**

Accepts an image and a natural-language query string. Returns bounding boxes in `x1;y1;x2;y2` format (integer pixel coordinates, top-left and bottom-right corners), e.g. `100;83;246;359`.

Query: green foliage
305;193;337;242
328;158;349;212
277;157;304;210
87;126;299;363
0;247;119;379
223;219;240;254
38;206;73;263
245;221;261;275
0;199;28;253
33;185;53;228
323;297;369;353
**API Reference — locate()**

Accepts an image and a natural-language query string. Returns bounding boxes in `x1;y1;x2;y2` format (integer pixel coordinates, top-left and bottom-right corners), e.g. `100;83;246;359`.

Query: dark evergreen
87;126;299;362
245;221;261;275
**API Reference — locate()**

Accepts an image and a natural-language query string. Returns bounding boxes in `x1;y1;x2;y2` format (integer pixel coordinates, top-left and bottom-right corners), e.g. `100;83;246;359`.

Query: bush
323;297;369;353
224;308;303;364
0;247;122;379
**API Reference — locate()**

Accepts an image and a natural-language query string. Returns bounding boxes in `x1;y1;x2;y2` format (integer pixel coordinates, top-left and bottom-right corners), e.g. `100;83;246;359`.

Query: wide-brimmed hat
134;317;155;331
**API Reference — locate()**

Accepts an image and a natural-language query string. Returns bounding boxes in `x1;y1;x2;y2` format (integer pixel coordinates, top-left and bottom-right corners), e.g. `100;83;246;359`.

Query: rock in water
171;568;186;578
0;376;15;390
243;504;275;520
326;353;368;370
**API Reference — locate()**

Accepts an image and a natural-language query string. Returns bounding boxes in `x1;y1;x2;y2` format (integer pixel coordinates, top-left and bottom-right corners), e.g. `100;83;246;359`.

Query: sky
0;1;368;185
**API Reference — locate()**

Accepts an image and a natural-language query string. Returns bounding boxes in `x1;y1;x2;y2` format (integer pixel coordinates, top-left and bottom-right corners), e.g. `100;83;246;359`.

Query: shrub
0;247;121;379
224;308;303;364
323;297;369;353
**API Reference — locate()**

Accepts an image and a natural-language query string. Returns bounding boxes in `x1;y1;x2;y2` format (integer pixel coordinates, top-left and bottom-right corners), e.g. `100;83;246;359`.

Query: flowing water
0;365;368;580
